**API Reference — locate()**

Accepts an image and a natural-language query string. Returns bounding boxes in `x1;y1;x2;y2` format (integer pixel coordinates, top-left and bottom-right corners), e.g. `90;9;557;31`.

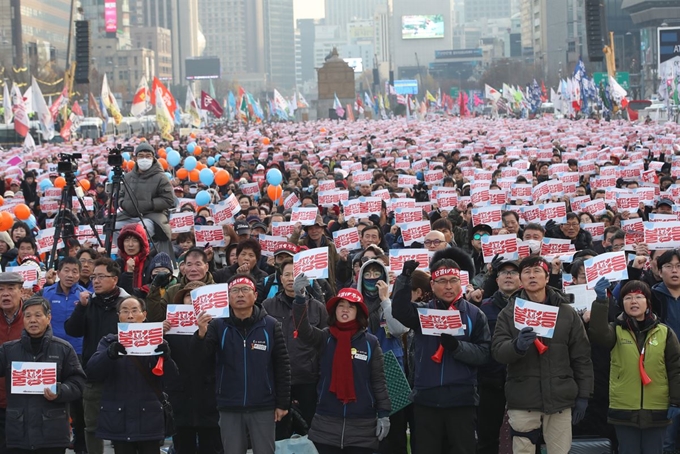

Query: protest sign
258;234;289;257
191;283;230;318
471;206;503;229
480;234;519;263
389;249;431;277
169;212;195;233
165;305;198;335
417;308;466;337
401;221;431;247
333;228;361;251
643;221;680;249
11;362;57;394
117;322;164;356
291;207;318;225
513;298;559;338
294;247;329;279
194;225;226;247
564;285;597;312
5;266;39;289
584;251;628;289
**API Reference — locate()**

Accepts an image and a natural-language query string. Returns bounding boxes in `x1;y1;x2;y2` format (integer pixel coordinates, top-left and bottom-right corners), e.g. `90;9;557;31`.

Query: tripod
47;171;104;270
103;164;157;257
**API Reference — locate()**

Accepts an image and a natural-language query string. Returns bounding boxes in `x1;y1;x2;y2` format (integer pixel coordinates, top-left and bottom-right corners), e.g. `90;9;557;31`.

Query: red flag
151;77;177;116
60;120;72;141
72;101;84;117
201;91;224;118
627;106;639;122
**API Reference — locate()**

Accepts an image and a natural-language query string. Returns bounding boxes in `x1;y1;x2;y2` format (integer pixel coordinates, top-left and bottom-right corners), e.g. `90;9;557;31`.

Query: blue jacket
478;291;511;385
191;306;290;412
41;283;86;354
391;274;491;408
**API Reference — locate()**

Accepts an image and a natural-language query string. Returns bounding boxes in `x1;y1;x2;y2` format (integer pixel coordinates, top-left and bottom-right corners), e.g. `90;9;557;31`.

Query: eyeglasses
119;309;142;316
498;270;519;277
662;263;680;271
563;222;580;228
424;239;444;247
79;259;94;265
363;270;382;279
92;275;115;281
611;244;625;251
433;278;460;286
622;294;646;303
229;286;254;295
473;233;490;241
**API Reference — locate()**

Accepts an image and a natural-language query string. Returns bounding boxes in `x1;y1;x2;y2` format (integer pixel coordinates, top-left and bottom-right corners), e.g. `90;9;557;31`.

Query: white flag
3;82;12;125
130;75;151;118
185;86;201;128
31;77;55;141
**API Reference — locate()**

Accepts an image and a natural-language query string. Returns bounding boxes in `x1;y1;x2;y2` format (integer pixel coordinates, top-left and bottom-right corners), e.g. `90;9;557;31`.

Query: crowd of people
0;116;679;454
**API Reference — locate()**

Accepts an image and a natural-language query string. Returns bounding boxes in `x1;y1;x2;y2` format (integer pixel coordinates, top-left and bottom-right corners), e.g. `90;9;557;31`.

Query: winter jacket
291;233;339;295
0;248;18;272
191;305;291;412
86;334;177;442
115;223;153;294
20;179;38;206
164;324;219;428
117;160;176;240
0;327;85;450
0;308;23;409
213;262;269;285
589;299;680;429
492;286;594;414
262;292;327;385
64;287;131;364
40;282;87;354
292;298;391;451
650;282;680;336
392;273;490;408
256;272;328;306
546;225;594;251
479;291;512;387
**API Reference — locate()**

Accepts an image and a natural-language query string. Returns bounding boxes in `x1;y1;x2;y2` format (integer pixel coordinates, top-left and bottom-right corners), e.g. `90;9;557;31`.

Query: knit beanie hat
149;252;173;273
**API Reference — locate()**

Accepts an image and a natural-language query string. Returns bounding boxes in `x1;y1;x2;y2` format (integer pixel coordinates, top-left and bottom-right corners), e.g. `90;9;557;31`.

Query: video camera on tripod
107;144;133;168
57;152;82;175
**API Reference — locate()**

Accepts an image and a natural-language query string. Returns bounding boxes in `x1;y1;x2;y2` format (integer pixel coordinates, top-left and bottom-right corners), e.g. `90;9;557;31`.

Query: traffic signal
74;20;90;84
585;0;605;62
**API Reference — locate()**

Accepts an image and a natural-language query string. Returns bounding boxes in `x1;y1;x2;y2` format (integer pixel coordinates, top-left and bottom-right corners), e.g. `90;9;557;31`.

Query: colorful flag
333;93;345;118
297;91;310;108
3;82;12;126
101;74;122;125
151;77;177;117
485;84;501;102
32;77;55;141
273;89;289;119
49;86;68;121
130;75;151;118
10;84;29;137
200;91;224;118
155;86;174;141
89;92;104;119
185;86;201;127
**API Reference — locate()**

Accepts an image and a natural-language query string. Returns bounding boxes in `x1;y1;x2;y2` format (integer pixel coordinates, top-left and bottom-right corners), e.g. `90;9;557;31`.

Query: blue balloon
183;156;197;171
207;157;215;166
39;179;53;190
195;190;211;206
165;147;174;154
164;172;172;180
167;150;181;167
25;214;36;230
108;170;114;182
199;168;214;186
122;152;131;161
266;168;282;186
187;142;196;153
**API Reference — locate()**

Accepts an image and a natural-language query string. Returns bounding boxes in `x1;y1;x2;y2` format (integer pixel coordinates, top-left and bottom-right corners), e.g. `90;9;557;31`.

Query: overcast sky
294;0;325;21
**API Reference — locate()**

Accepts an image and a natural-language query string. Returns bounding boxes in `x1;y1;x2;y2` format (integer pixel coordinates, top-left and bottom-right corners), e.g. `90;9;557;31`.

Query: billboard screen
104;0;117;33
185;57;221;80
402;15;444;40
343;58;363;73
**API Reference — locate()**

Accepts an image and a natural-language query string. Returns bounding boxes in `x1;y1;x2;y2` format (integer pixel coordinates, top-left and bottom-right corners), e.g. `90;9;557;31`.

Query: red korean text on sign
167;311;197;328
193;291;229;313
514;306;558;329
585;254;627;284
119;327;164;349
12;368;57;387
419;313;463;331
294;251;328;277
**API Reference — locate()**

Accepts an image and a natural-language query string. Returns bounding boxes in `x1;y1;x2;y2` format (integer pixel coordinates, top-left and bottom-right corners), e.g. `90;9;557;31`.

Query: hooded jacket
115;223;152;293
118;160;176;240
492;286;594;413
589;298;680;429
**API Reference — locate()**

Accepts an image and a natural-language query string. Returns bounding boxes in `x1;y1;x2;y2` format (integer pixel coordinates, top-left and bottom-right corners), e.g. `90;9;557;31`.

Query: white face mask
527;240;541;255
137;159;153;171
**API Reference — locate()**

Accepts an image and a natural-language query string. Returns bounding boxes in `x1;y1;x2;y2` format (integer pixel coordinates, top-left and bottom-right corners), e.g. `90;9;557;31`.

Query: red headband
229;277;256;291
432;268;460;280
540;262;549;273
626;290;644;296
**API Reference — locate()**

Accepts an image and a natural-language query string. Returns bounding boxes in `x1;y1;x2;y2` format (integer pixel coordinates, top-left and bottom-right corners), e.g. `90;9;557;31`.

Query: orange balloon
193;146;202;156
158;158;169;170
158;148;167;158
79;179;90;191
262;137;270;145
215;170;230;186
176;168;188;180
211;166;219;174
320;127;327;133
0;211;13;231
13;203;30;221
54;177;66;189
267;184;282;200
0;196;5;207
189;169;200;182
205;138;211;143
190;133;196;139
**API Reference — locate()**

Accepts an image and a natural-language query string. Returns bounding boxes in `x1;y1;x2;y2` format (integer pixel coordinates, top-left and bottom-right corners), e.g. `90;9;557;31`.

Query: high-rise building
324;0;386;39
464;0;512;22
0;0;72;68
199;0;294;92
81;0;132;46
297;18;319;87
130;27;173;81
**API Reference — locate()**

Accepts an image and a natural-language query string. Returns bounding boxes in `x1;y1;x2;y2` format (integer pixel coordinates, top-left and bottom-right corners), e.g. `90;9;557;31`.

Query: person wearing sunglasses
470;224;493;279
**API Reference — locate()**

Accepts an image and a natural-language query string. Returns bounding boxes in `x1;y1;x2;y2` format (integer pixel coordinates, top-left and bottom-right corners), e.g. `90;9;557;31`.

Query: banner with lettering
35;228;65;254
117;322;164;356
332;228;361;251
540;237;575;257
394;208;423;224
471;206;503;229
583;251;628;289
538;202;567;225
212;195;241;225
481;234;519;263
417;308;466;337
271;221;296;237
513;298;559;338
342;197;383;220
5;265;39;289
389;249;431;277
401;221;431;247
169;212;195;233
291;207;318;225
194;225;226;247
294;247;329;279
165;305;198;335
11;362;57;394
283;193;300;210
643;221;680;249
191;283;230;318
258;234;289;257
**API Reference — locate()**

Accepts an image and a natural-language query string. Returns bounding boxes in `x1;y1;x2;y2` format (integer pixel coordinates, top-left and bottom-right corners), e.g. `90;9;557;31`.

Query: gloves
440;334;459;351
376;416;391;441
402;260;420;278
293;273;308;297
545;220;556;232
151;272;173;289
154;342;171;359
572;398;588;425
490;254;504;272
107;342;127;360
594;277;610;300
515;327;537;352
668;406;680;420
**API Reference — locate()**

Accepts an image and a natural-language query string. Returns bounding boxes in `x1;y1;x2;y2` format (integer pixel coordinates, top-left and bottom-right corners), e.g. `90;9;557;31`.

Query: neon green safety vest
610;324;669;411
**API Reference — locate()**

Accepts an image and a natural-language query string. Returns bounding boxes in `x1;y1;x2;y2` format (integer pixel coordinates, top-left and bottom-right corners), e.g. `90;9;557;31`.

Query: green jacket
492;286;593;414
152;273;217;321
589;298;680;428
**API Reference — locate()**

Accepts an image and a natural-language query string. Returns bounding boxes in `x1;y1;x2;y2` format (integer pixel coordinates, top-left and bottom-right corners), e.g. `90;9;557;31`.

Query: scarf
329;320;359;404
121;252;148;289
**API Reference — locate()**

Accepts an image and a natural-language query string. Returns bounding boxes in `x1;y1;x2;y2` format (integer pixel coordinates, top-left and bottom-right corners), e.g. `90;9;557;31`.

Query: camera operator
115;143;175;242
